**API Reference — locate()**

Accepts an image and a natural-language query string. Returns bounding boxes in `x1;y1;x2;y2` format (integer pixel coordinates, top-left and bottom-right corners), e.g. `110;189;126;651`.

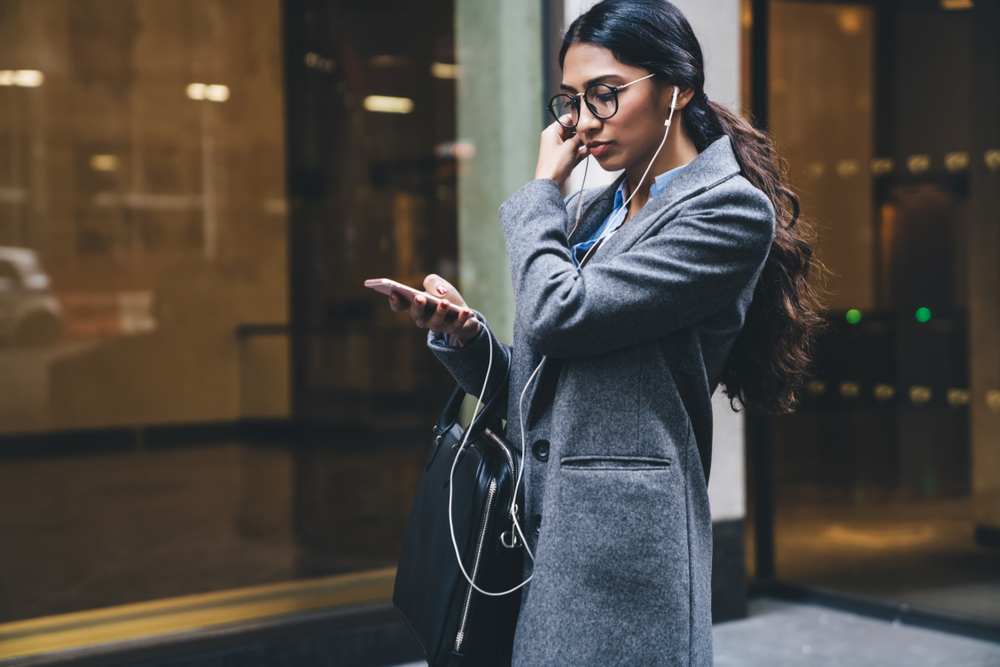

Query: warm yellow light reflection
907;154;931;174
363;95;414;114
805;161;825;178
89;155;120;172
431;62;458;79
836;159;858;179
941;0;973;9
871;157;894;175
186;83;206;99
369;55;408;68
304;52;335;72
909;385;932;405
806;379;827;397
187;83;229;102
985;149;1000;172
205;84;230;102
874;383;895;402
838;381;860;400
824;523;936;549
944;151;969;172
836;8;863;36
0;69;44;87
946;388;970;407
0;568;397;662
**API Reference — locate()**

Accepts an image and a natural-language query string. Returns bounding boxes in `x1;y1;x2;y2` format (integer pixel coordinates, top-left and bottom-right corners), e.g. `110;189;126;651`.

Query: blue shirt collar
571;163;690;271
612;163;687;210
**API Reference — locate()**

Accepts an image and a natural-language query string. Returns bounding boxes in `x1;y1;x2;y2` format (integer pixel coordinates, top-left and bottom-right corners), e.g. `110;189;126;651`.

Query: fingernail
436;285;448;295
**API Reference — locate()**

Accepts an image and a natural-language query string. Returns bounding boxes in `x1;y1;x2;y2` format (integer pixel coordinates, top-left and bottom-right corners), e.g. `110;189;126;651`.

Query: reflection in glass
0;0;460;626
766;0;1000;623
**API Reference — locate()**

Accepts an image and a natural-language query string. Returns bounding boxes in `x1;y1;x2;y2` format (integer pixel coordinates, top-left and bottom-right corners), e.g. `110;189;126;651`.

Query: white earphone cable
446;85;681;598
576;85;680;270
447;314;535;597
567;154;591;240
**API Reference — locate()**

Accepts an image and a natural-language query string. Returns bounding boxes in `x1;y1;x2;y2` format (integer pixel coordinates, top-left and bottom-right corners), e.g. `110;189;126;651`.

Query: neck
622;116;699;215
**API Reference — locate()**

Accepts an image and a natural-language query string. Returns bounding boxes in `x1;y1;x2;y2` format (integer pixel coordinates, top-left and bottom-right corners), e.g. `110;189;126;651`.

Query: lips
587;141;611;157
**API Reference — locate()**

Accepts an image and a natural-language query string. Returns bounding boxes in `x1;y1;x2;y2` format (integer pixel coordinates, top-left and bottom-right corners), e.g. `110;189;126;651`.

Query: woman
386;0;823;664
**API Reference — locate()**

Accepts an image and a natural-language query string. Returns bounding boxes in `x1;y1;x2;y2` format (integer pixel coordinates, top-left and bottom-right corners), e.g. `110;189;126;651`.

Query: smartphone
364;278;464;321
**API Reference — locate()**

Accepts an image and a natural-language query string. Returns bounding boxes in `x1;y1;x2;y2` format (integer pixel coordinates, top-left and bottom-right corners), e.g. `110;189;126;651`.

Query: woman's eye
596;93;615;104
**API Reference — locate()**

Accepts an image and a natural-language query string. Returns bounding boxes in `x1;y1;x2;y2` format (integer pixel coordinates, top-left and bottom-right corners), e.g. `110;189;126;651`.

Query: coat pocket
559;455;671;470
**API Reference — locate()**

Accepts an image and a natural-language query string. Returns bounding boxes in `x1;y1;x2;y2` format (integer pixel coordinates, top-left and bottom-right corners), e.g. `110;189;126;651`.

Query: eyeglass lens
548;83;619;128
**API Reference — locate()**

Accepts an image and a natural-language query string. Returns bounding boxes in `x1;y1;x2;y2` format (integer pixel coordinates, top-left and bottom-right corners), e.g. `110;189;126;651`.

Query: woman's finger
449;308;473;334
410;295;430;328
558;117;577;142
430;304;474;336
388;292;407;312
423;274;468;309
426;298;458;331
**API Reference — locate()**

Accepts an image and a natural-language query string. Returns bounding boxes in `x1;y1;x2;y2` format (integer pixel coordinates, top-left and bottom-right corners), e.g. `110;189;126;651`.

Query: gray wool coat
427;135;775;666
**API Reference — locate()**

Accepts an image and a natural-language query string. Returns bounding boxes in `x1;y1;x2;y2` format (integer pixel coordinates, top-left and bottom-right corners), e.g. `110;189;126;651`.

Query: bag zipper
484;428;515;506
454;475;497;654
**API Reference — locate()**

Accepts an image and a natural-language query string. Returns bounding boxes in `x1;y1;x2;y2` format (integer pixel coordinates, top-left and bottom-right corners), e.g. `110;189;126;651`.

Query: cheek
608;106;660;155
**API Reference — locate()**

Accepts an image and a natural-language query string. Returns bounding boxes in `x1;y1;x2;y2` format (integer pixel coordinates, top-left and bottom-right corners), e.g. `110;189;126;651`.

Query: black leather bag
393;352;524;667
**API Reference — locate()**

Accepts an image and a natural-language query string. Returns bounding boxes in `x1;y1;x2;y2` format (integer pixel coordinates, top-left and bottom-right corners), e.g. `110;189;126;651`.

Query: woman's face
560;42;675;173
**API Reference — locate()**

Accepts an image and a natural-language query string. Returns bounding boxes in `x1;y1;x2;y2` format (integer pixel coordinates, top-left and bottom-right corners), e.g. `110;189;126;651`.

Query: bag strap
434;347;512;443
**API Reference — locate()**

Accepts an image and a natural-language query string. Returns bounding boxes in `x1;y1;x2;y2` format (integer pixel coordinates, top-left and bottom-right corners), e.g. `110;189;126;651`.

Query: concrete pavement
391;597;1000;666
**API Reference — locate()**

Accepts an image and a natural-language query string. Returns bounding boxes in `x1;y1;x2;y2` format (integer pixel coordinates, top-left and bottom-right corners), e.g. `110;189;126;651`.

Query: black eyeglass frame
546;72;657;129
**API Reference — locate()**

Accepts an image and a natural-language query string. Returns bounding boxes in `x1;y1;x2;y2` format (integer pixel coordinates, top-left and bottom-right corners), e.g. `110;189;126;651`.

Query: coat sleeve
427;308;511;413
498;177;776;359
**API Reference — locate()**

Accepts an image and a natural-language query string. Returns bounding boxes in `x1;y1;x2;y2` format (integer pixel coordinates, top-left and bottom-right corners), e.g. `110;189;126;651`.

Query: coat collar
567;135;742;259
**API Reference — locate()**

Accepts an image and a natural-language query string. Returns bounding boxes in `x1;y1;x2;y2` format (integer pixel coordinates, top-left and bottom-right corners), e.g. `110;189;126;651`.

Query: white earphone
571;84;680;265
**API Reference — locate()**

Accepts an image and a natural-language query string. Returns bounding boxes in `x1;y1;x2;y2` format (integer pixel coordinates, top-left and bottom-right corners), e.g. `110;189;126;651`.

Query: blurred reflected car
0;247;63;346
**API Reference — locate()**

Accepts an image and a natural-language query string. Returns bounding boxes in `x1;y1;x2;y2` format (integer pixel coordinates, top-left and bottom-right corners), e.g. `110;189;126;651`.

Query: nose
575;98;602;134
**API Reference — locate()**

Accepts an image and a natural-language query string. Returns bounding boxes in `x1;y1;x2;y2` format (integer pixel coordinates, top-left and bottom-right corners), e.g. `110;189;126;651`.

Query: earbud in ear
664;86;680;127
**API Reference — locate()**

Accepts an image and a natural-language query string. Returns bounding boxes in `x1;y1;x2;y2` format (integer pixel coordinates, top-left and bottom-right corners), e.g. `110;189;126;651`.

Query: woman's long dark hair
561;0;827;416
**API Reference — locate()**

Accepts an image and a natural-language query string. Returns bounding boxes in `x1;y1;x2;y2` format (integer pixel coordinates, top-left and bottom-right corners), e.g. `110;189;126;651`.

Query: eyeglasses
546;73;656;129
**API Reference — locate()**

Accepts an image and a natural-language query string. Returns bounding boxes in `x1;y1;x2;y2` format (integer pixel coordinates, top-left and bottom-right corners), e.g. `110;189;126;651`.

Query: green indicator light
915;307;932;323
845;309;862;324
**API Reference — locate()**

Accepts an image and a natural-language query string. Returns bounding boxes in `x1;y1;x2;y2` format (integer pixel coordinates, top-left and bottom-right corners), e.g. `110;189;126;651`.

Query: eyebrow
559;73;624;93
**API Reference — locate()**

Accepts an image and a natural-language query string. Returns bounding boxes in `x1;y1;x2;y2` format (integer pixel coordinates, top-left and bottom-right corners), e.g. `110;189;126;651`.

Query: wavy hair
561;0;828;415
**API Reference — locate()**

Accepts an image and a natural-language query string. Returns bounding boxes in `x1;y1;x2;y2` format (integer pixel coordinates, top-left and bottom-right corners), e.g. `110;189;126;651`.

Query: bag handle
434;347;512;443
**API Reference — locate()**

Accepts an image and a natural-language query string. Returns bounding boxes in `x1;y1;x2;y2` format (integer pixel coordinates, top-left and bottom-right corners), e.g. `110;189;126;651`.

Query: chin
592;154;626;172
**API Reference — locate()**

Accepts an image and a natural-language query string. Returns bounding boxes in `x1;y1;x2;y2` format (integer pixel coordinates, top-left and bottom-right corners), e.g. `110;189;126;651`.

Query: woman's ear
672;86;697;110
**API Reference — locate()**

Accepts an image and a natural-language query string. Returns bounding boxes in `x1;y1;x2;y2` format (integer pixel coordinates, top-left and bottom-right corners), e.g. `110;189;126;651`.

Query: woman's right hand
535;115;589;189
388;274;482;347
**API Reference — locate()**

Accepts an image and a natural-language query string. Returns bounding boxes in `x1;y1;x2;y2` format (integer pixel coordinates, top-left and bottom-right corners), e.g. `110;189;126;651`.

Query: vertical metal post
749;0;775;583
751;414;775;580
750;0;769;132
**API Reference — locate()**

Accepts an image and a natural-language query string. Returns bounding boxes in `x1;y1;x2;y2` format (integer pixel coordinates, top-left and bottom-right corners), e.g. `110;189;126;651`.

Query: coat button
531;514;542;535
531;439;550;462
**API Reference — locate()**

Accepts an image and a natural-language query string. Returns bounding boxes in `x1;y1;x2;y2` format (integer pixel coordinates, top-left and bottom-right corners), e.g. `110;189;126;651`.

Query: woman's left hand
535;116;590;188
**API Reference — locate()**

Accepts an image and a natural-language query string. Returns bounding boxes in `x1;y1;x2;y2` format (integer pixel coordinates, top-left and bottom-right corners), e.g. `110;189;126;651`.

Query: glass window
766;0;1000;623
282;0;458;577
0;0;457;629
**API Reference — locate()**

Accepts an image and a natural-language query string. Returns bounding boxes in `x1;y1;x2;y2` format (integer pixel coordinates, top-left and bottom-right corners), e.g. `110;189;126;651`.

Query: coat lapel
584;135;742;265
565;173;626;245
